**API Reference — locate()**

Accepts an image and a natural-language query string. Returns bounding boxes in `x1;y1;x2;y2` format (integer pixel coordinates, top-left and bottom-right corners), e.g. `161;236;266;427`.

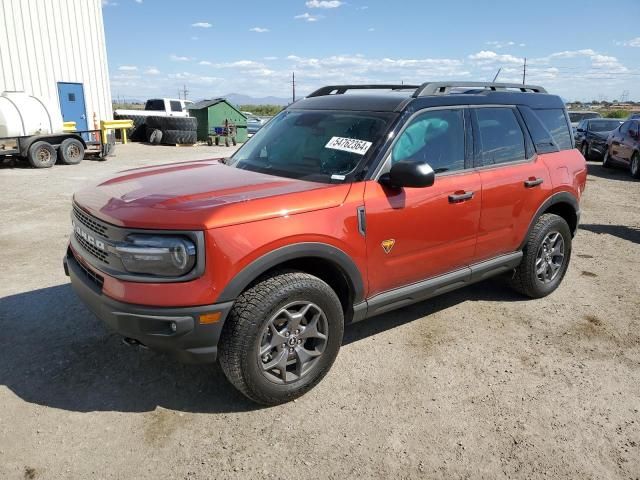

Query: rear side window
170;100;182;112
473;108;526;166
534;109;573;150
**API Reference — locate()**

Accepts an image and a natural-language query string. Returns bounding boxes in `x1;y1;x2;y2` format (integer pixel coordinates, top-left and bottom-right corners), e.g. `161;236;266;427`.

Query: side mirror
380;159;435;189
576;128;585;133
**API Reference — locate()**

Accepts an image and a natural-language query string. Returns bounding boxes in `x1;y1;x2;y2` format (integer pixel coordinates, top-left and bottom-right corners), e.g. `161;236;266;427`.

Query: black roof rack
413;81;547;97
307;84;420;97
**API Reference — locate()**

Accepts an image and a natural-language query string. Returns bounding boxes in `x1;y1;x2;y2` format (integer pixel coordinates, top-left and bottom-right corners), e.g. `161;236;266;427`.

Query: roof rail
413;82;547;97
308;84;420;98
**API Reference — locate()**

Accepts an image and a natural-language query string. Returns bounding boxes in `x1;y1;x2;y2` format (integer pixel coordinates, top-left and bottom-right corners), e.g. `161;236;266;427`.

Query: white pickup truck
114;98;193;118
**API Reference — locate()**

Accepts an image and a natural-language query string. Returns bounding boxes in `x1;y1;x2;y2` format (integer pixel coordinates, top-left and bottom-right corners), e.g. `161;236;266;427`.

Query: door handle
524;178;544;188
448;191;474;203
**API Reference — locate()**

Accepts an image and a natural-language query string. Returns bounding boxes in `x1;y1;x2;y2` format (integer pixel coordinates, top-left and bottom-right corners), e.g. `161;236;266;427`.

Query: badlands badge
381;239;395;254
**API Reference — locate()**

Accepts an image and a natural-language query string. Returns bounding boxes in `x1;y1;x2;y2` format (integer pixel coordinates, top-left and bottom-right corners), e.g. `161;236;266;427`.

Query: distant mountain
222;93;291;106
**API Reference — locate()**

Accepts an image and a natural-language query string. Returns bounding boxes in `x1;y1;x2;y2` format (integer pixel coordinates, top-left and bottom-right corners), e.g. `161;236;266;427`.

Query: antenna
292;72;296;103
492;68;502;82
522;58;527;85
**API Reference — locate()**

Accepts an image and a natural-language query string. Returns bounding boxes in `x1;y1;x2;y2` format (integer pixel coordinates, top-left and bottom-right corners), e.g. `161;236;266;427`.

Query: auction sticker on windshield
325;137;373;155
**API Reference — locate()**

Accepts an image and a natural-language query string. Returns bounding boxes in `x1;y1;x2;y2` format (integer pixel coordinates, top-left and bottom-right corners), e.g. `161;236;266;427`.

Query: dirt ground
0;144;638;480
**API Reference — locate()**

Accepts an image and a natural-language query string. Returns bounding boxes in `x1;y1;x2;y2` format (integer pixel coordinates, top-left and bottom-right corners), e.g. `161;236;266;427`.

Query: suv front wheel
509;213;572;298
219;271;344;405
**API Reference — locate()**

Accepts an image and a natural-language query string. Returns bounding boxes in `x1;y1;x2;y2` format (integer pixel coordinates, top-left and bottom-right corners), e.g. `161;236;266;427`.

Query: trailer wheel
58;138;85;165
27;141;57;168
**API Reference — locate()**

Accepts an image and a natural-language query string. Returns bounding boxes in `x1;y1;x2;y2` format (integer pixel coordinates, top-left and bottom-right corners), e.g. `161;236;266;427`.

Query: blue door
57;82;88;133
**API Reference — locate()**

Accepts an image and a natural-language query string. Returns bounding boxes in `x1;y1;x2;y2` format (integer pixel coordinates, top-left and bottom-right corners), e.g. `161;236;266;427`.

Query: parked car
574;118;623;160
568;110;601;133
114;98;193;118
627;112;640;120
603;119;640;178
246;116;267;135
65;81;586;405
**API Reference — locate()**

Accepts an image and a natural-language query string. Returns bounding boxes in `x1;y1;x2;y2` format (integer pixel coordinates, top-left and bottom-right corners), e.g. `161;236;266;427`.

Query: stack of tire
113;113;147;142
145;116;198;146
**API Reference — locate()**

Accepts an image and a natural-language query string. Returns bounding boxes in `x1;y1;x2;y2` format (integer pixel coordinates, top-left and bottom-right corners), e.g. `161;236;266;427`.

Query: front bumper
64;249;233;364
589;142;607;157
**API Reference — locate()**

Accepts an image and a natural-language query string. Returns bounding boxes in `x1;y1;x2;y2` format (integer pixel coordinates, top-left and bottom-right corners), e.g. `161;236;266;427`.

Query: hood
73;159;352;230
590;131;610;141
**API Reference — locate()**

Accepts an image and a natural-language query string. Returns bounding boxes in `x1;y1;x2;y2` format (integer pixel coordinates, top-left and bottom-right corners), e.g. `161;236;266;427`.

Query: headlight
114;235;197;277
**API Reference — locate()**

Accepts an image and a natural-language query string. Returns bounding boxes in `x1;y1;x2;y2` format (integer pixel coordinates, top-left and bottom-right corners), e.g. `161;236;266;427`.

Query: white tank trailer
0;90;105;168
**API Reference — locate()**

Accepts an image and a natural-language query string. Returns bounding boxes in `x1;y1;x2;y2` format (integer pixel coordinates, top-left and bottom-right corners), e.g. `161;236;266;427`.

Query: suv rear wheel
509;213;572;298
219;271;344;405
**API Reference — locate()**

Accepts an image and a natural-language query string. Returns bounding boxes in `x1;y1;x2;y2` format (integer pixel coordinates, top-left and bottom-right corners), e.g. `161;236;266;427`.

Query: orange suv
65;82;587;404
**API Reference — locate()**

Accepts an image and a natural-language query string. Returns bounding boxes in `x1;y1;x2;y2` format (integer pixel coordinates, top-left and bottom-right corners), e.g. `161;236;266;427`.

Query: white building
0;0;112;131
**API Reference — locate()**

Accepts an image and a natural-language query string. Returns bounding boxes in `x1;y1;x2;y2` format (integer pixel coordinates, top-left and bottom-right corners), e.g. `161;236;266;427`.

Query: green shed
188;98;248;143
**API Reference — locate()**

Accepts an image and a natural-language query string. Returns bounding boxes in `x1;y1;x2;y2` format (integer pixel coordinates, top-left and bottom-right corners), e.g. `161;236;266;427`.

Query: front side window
170;100;183;112
391;109;465;173
620;121;631;135
228;109;393;183
474;108;526;166
534;109;572;150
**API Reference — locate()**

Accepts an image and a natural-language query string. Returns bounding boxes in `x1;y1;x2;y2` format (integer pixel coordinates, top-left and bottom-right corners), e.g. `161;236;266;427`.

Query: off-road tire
27;141;57;168
146;116;197;131
146;127;163;145
602;148;613;168
160;129;197;145
509;213;572;298
58;138;85;165
113;114;147;141
630;152;640;179
218;271;344;405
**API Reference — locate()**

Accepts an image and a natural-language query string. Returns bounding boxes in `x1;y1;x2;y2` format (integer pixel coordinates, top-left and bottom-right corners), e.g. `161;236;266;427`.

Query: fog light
170;322;177;332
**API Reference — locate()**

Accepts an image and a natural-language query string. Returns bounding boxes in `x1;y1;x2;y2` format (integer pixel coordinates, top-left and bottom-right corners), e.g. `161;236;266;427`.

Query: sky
102;0;640;103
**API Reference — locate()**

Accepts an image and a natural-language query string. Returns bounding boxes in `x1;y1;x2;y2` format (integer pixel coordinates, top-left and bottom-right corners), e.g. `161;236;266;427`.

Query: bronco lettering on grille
72;220;106;251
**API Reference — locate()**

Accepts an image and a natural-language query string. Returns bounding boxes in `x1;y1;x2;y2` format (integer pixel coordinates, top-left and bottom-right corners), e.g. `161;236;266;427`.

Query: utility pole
522;58;527;85
292;72;296;103
182;84;189;100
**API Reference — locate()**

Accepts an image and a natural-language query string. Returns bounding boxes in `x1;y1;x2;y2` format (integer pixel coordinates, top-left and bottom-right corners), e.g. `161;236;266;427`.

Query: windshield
569;112;600;122
589;120;622;132
228;109;393;183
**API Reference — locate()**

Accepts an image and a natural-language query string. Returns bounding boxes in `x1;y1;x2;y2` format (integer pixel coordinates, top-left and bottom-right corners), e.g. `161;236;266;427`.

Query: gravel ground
0;144;638;480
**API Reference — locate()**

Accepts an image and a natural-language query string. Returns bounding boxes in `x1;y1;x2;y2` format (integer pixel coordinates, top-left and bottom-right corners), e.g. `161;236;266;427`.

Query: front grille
74;231;110;264
70;250;104;289
73;205;109;238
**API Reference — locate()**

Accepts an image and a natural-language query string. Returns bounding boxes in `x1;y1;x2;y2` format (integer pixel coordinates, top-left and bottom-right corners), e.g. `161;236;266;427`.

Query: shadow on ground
586;161;638;182
0;279;523;414
580;223;640;244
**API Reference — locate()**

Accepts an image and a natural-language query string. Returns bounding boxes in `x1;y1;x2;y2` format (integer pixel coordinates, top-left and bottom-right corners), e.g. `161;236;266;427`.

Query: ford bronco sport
64;82;587;405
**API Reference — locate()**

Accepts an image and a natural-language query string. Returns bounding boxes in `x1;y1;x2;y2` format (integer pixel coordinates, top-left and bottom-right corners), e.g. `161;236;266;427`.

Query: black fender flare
519;191;580;250
217;242;365;304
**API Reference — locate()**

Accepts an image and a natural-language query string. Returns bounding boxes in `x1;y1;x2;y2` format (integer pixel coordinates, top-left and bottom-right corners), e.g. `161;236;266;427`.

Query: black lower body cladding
64;250;232;364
